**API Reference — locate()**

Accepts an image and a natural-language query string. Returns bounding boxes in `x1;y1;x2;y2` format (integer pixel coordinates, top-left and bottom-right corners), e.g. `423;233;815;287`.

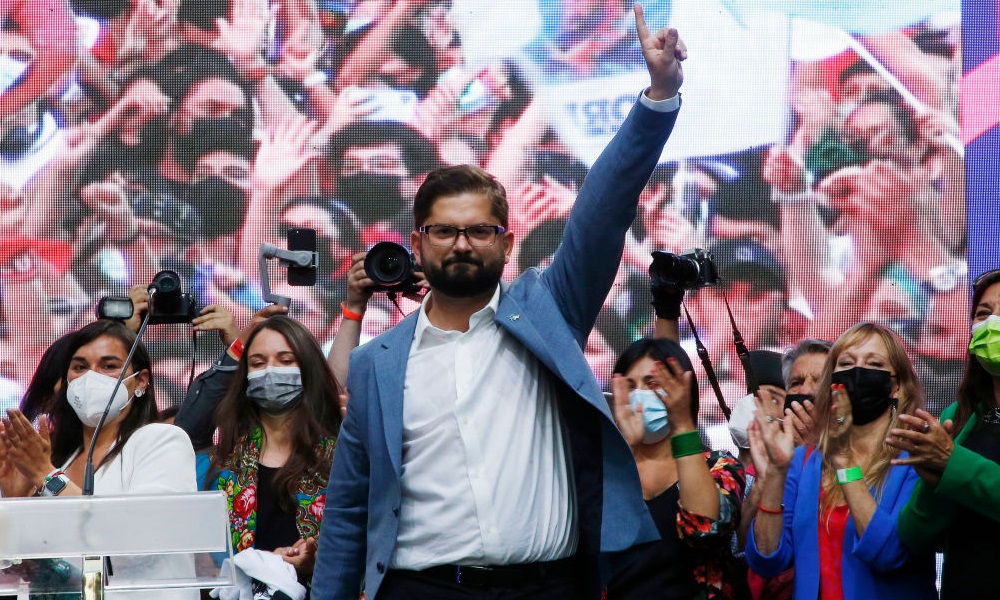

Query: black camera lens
376;253;403;279
365;242;420;293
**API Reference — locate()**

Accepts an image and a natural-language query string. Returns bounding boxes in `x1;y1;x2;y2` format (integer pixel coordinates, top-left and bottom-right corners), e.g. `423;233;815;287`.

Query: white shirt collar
413;285;502;348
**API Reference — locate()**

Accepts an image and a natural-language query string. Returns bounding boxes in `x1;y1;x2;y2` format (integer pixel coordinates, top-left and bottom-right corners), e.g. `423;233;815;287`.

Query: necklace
981;406;1000;425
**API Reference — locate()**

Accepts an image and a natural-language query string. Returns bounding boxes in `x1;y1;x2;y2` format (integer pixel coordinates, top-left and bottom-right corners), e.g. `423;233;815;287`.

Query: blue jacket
746;446;937;599
310;97;680;600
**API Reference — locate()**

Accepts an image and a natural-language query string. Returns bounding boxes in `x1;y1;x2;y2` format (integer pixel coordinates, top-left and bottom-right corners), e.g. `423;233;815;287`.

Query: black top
254;465;300;552
941;422;1000;599
606;484;697;599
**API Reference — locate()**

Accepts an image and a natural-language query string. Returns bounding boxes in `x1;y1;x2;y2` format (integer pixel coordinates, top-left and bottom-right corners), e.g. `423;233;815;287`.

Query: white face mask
727;393;758;450
66;370;140;427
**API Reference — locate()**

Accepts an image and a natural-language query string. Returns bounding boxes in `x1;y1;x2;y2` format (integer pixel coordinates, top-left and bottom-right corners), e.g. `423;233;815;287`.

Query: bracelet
228;338;244;360
670;430;704;458
757;502;784;515
33;469;67;496
341;303;364;322
836;465;864;485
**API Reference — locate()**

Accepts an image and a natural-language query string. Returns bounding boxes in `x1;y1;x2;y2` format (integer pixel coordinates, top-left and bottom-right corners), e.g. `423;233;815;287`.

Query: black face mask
784;393;814;412
184;176;247;238
830;366;895;425
336;173;406;224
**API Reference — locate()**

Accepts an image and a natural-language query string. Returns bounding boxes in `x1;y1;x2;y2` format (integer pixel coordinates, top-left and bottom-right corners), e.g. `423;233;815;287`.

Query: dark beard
422;253;504;299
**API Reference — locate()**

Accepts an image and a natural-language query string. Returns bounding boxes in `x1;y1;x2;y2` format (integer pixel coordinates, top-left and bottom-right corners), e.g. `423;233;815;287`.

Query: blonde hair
814;323;924;520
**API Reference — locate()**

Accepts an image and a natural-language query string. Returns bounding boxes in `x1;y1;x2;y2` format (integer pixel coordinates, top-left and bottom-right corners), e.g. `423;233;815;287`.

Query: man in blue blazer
312;7;686;599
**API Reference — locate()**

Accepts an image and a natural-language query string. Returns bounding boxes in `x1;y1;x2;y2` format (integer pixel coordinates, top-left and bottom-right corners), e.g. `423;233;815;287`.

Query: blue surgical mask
629;389;670;444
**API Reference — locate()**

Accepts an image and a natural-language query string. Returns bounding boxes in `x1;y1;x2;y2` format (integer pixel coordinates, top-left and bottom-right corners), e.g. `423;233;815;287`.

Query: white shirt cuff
639;90;681;112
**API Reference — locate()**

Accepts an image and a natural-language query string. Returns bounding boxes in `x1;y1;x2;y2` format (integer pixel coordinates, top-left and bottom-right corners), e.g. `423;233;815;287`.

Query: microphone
82;287;156;496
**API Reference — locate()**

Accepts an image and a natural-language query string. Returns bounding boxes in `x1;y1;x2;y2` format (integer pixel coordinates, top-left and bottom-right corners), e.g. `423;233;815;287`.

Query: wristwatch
38;470;70;497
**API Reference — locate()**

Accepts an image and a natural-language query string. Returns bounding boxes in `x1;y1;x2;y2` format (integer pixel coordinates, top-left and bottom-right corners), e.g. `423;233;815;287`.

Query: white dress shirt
391;286;578;569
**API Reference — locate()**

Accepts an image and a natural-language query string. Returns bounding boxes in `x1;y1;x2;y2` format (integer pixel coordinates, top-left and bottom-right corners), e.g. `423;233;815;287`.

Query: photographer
325;249;427;390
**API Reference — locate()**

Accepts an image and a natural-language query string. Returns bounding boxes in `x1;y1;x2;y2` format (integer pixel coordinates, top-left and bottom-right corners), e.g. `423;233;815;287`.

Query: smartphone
347;87;419;123
287;227;317;286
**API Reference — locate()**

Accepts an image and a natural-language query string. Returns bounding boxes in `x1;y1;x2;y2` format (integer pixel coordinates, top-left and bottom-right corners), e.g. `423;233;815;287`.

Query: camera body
364;242;421;294
148;270;198;324
649;248;719;290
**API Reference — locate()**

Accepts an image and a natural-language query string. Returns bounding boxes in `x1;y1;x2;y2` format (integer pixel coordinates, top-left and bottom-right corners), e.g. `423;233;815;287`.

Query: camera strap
682;302;732;421
720;292;761;394
386;291;407;318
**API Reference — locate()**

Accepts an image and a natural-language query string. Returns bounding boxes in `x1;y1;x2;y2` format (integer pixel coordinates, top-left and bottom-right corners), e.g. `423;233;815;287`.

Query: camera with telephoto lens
147;270;198;324
649;248;720;290
364;242;421;294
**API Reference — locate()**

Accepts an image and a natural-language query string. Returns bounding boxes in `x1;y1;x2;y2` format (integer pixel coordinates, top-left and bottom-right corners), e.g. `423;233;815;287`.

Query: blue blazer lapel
373;313;418;477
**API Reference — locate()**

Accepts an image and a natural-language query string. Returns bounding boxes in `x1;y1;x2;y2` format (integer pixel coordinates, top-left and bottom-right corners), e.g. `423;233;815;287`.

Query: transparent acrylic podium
0;491;234;598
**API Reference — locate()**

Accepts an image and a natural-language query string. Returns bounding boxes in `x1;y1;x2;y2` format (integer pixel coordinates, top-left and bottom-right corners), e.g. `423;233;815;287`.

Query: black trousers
376;565;587;599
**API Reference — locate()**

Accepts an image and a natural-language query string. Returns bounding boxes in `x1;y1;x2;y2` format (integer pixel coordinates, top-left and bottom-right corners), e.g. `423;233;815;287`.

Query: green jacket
898;402;1000;552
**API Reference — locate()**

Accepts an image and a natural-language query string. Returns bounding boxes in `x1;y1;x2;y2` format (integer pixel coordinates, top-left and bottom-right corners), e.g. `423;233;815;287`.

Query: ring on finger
921;421;931;434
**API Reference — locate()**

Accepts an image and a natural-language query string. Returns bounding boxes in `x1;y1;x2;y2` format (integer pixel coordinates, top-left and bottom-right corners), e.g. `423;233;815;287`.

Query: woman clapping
745;322;936;599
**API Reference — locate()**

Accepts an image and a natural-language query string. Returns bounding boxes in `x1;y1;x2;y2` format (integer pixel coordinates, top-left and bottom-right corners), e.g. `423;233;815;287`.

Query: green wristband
670;431;704;458
836;465;863;484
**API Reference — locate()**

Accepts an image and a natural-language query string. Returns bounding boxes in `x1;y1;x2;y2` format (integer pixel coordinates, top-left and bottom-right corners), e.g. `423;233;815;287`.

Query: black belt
401;556;576;587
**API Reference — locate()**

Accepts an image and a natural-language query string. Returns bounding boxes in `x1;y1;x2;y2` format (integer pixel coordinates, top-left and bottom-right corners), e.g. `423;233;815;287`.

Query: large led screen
0;0;966;449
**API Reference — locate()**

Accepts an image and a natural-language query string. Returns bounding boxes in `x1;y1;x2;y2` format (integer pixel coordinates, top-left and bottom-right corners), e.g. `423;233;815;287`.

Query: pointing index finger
634;3;652;44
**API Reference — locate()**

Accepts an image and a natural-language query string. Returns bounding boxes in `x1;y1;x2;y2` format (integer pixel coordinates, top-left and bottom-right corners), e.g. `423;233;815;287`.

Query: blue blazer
311;97;680;600
745;446;937;599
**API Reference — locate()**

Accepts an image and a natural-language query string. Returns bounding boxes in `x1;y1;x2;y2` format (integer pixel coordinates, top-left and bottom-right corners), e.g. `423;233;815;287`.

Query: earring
135;388;145;397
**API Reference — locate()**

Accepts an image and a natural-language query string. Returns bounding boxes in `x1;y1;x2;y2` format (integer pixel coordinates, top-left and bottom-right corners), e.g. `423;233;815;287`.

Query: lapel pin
509;314;520;321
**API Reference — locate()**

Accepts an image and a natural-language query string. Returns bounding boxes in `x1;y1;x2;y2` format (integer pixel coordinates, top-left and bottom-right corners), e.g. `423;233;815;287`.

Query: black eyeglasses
418;224;506;247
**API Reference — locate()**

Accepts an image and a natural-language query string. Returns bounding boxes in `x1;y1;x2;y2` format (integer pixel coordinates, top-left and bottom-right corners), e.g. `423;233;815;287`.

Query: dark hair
49;321;159;468
389;25;438;95
518;218;567;272
532;150;588;190
211;316;342;511
158;405;181;422
614;338;699;422
326;121;440;175
71;0;132;20
178;0;231;32
413;165;509;229
857;90;920;144
781;338;833;387
838;60;877;85
953;270;1000;434
150;46;254;129
487;61;533;134
20;333;76;422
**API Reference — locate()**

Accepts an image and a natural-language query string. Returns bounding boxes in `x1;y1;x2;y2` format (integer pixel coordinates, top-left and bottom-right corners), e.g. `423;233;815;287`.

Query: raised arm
0;0;77;118
542;5;684;340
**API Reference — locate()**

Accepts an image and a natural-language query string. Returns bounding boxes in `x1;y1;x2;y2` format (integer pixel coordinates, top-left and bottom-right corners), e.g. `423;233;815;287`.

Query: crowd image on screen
0;0;972;595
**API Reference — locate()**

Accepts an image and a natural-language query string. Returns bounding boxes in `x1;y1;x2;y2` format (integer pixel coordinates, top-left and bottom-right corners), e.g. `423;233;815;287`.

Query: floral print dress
216;427;336;553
